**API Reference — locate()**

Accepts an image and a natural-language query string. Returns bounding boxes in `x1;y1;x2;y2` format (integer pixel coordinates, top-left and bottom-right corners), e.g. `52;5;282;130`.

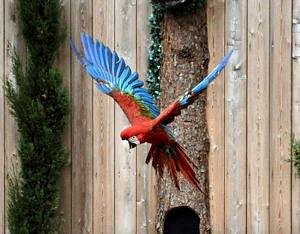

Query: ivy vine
292;139;300;176
146;0;207;100
147;3;165;99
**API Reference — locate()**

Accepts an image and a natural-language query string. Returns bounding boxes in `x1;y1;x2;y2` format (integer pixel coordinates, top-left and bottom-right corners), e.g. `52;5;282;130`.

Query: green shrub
5;0;69;233
292;139;300;176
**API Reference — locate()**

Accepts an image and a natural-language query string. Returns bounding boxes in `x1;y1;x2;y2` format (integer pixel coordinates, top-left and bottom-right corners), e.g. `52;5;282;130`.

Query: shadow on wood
163;206;200;234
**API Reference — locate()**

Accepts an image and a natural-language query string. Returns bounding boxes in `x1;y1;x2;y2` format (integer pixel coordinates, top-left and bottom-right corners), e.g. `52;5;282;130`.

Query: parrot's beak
128;136;140;149
129;141;137;149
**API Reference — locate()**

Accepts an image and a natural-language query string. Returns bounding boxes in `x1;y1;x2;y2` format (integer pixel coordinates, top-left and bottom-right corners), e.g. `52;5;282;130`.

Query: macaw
69;33;233;194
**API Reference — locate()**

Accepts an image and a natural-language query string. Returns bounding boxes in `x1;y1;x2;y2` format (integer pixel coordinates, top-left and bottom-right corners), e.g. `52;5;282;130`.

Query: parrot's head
120;127;145;149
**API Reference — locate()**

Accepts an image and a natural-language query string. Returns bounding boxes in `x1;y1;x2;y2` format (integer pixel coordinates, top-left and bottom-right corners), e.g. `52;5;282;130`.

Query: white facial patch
128;136;140;145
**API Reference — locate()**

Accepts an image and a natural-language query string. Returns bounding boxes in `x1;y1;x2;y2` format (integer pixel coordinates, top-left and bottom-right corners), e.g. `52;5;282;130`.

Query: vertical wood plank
58;0;72;233
247;0;270;232
270;0;291;233
4;0;26;232
207;0;225;233
1;1;298;233
224;0;247;232
70;0;93;233
292;1;300;233
93;0;115;233
114;0;137;233
136;2;157;234
145;165;157;234
269;0;292;233
0;0;4;232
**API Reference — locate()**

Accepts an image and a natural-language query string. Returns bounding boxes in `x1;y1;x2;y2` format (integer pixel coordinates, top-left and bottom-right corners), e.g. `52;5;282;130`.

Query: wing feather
69;33;160;124
153;50;234;126
122;72;139;91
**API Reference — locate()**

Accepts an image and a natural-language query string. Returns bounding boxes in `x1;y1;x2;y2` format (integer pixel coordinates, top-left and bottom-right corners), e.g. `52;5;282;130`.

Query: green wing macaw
69;33;233;193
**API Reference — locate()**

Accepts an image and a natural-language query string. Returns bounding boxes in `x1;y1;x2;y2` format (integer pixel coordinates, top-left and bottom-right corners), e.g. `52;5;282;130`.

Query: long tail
146;142;207;195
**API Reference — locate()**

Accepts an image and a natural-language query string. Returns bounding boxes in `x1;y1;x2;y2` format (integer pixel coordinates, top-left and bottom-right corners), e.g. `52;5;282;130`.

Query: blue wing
179;49;234;106
152;50;233;126
69;33;160;119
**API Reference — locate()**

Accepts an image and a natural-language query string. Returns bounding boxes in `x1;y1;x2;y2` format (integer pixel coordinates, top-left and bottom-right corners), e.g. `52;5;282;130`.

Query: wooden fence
208;0;300;233
0;0;299;233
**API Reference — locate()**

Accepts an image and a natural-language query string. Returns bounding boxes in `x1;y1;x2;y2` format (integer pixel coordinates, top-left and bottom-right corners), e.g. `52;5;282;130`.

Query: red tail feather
146;143;207;196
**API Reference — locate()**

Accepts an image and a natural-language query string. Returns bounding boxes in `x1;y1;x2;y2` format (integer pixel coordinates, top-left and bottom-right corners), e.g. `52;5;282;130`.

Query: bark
157;6;210;233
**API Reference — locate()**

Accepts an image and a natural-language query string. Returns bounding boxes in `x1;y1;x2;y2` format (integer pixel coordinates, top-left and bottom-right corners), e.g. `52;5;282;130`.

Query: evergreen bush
5;0;69;233
292;140;300;176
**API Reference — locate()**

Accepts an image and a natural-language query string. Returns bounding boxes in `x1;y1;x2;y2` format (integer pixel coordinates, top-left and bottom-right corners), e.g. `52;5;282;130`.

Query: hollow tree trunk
157;6;210;234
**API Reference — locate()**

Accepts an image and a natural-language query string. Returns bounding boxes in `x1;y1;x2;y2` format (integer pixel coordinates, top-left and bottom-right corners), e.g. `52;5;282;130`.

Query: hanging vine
147;2;165;99
147;0;207;100
292;139;300;176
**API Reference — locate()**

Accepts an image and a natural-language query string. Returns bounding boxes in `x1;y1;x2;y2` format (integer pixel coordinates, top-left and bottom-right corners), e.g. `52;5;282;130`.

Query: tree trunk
157;6;210;234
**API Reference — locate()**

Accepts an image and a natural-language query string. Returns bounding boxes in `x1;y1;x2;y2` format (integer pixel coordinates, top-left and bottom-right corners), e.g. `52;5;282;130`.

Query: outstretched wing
153;50;234;126
69;33;160;125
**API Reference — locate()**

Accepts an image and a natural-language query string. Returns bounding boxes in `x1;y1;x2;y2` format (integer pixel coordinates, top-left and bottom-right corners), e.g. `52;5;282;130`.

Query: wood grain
207;0;225;233
93;0;115;233
4;0;26;232
1;1;300;233
224;0;247;232
292;1;300;233
0;0;4;232
58;0;72;232
247;0;270;232
114;1;137;233
136;2;157;234
269;0;292;233
70;0;93;233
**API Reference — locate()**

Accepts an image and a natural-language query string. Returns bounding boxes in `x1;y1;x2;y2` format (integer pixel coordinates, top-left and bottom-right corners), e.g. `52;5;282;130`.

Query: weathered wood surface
1;0;300;233
207;1;225;233
71;0;93;233
136;2;157;234
224;0;247;232
114;1;137;233
247;0;270;233
207;0;295;233
292;1;300;233
270;0;292;233
58;0;72;233
4;0;26;233
93;1;115;234
0;0;4;232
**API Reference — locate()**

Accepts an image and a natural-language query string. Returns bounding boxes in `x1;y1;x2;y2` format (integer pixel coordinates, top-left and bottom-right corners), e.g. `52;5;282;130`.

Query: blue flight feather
122;73;139;91
179;49;234;106
112;52;119;76
69;33;160;118
68;38;86;65
96;83;111;94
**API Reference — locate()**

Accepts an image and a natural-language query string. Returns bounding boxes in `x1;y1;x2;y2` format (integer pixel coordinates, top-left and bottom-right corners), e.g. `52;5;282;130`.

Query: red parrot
69;33;233;193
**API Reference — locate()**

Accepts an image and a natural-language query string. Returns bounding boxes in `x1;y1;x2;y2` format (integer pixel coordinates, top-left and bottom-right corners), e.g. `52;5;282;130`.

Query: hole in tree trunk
163;206;200;234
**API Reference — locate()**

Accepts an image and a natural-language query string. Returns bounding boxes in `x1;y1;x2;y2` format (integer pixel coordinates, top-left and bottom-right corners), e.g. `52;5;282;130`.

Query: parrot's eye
128;136;140;144
128;136;140;149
